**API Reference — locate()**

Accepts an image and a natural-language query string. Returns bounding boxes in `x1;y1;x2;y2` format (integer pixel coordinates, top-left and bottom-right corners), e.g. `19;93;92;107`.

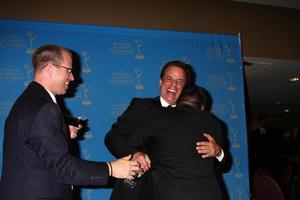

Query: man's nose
69;73;75;81
171;79;178;86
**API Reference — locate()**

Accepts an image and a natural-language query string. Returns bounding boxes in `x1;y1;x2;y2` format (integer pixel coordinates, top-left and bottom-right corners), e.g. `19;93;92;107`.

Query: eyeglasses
42;62;73;74
52;63;73;74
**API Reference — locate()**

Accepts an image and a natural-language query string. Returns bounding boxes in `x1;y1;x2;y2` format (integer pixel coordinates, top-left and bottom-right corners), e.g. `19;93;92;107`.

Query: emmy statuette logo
229;100;238;119
135;39;144;60
134;67;144;90
81;84;92;106
23;64;33;86
227;72;236;91
230;128;240;148
234;157;243;178
224;43;235;64
26;32;36;54
81;51;92;73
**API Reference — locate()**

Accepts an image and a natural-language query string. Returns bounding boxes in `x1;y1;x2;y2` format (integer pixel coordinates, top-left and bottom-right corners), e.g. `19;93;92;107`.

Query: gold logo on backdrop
110;41;134;56
0;35;25;49
206;75;226;88
81;84;92;106
110;71;134;86
24;64;33;86
229;99;238;119
227;72;236;91
26;32;37;54
212;102;229;118
135;39;144;60
224;43;235;64
81;51;92;73
134;67;144;90
0;66;24;82
230;128;240;148
205;39;223;59
234;157;243;178
110;103;128;118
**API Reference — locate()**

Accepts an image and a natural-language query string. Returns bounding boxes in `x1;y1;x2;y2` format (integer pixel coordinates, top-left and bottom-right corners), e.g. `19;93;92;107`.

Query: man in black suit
130;85;225;200
105;61;225;200
0;44;140;200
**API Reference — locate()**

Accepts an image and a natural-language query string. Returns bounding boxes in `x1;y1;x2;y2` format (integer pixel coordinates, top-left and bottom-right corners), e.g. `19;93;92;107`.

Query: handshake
107;155;142;180
124;152;152;188
65;115;150;181
108;152;151;181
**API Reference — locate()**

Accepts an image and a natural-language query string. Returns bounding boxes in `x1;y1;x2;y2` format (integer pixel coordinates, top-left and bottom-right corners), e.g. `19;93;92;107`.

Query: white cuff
216;148;224;162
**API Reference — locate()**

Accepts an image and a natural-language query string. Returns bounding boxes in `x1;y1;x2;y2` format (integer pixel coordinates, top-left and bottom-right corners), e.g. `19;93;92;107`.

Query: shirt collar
160;96;176;107
45;88;57;104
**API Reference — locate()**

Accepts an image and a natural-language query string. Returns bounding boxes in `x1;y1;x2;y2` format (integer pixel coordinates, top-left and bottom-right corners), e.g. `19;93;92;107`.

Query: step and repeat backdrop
0;19;249;200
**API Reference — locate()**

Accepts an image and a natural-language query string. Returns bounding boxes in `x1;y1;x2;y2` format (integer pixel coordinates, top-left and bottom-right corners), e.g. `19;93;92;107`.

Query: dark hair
32;44;71;72
177;84;211;111
160;60;196;85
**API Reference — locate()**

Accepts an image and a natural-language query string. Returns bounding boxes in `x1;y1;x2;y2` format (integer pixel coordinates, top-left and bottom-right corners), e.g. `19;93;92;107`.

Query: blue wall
0;19;249;200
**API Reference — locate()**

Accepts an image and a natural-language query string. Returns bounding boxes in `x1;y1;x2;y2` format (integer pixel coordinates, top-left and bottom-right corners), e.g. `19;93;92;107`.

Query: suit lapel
152;96;162;107
29;81;69;139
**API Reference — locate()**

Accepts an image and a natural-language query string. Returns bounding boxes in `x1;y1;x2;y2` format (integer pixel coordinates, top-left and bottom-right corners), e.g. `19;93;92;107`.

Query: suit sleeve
105;98;146;158
27;102;109;186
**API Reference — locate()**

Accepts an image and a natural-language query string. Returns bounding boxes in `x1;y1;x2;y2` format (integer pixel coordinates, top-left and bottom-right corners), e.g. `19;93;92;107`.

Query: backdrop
0;19;249;200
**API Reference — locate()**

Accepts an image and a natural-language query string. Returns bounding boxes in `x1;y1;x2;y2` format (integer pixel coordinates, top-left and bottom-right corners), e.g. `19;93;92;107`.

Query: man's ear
43;63;52;73
159;79;162;87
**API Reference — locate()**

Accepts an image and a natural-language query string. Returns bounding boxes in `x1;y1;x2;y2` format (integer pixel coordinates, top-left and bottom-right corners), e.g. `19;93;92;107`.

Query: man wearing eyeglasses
0;44;140;200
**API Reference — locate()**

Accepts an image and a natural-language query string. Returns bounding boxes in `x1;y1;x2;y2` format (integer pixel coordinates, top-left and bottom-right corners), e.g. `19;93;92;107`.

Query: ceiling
232;0;300;127
244;57;300;127
233;0;300;9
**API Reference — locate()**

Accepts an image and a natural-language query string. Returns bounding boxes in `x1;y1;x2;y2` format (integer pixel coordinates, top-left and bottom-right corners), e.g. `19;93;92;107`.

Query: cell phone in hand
64;115;86;127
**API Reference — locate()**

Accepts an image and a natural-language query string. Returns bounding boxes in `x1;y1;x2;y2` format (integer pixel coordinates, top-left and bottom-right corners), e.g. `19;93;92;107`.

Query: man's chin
166;100;176;105
57;90;67;96
167;96;177;103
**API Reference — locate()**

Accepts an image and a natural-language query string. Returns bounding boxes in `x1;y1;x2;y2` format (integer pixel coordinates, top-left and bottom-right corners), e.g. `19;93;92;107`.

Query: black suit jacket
105;97;163;158
130;106;224;200
0;82;109;200
105;97;162;200
105;98;229;200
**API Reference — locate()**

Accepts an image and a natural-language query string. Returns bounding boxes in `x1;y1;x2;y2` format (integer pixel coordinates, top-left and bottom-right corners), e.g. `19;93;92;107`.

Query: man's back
147;106;222;178
136;106;224;200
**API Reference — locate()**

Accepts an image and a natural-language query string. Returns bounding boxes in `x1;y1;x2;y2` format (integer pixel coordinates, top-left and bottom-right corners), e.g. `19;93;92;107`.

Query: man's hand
110;155;141;180
68;124;83;139
196;133;221;158
132;151;151;173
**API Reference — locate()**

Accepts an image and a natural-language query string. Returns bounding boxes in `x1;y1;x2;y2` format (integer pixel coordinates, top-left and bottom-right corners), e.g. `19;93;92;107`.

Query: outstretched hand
132;151;151;173
196;133;221;158
110;155;141;180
